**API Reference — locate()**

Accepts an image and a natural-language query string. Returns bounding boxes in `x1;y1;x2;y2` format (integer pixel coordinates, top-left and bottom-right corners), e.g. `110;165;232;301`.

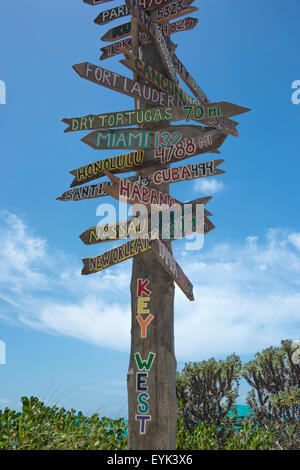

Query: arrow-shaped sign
62;104;247;135
79;208;214;245
72;62;190;107
151;0;197;25
94;4;130;26
119;50;243;135
57;159;225;201
81;233;195;300
83;0;114;4
102;171;212;213
152;238;194;300
81;125;227;156
82;234;153;275
101;17;197;43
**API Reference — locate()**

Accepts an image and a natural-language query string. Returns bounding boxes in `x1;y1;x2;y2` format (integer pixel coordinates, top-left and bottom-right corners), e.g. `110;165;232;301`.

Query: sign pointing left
83;0;114;4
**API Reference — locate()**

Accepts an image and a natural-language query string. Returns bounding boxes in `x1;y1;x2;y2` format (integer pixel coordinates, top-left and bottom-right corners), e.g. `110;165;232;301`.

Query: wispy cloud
0;211;299;360
194;178;225;194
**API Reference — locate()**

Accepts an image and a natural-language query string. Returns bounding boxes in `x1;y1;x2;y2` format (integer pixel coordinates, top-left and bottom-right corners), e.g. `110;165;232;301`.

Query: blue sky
0;0;300;417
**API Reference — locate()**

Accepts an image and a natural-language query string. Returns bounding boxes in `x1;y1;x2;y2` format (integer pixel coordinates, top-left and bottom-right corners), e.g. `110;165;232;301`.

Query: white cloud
194;178;225;194
0;398;9;404
0;211;300;360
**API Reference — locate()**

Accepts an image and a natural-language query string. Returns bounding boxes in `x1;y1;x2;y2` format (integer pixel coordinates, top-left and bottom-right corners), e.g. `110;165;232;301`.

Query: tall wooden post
127;40;177;450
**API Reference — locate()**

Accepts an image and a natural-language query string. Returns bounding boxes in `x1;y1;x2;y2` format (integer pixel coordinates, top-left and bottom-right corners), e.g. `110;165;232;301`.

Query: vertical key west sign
58;0;250;450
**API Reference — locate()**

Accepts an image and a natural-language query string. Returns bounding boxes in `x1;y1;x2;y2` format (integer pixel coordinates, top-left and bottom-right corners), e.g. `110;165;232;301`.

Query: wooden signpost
59;0;250;450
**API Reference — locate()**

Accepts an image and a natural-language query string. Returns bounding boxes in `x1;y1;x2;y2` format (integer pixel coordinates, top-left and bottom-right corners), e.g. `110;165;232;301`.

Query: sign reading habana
102;171;213;215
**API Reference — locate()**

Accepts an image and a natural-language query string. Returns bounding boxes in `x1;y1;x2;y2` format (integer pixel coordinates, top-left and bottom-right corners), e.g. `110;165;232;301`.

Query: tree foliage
176;354;242;448
242;339;300;449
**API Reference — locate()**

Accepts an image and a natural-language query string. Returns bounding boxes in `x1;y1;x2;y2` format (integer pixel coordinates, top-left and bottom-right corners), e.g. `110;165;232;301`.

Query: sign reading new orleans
82;235;153;275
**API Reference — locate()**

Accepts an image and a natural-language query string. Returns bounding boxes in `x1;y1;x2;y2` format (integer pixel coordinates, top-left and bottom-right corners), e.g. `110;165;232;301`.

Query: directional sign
172;53;210;105
81;234;153;275
80;216;147;245
151;23;179;84
139;0;177;11
101;17;197;43
151;0;198;24
80;210;214;245
152;239;194;300
102;171;212;213
119;50;243;135
69;151;145;188
120;48;182;101
72;62;186;107
57;159;225;201
81;124;227;153
57;180;113;201
94;4;130;26
63;103;246;137
83;0;114;4
151;159;225;184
